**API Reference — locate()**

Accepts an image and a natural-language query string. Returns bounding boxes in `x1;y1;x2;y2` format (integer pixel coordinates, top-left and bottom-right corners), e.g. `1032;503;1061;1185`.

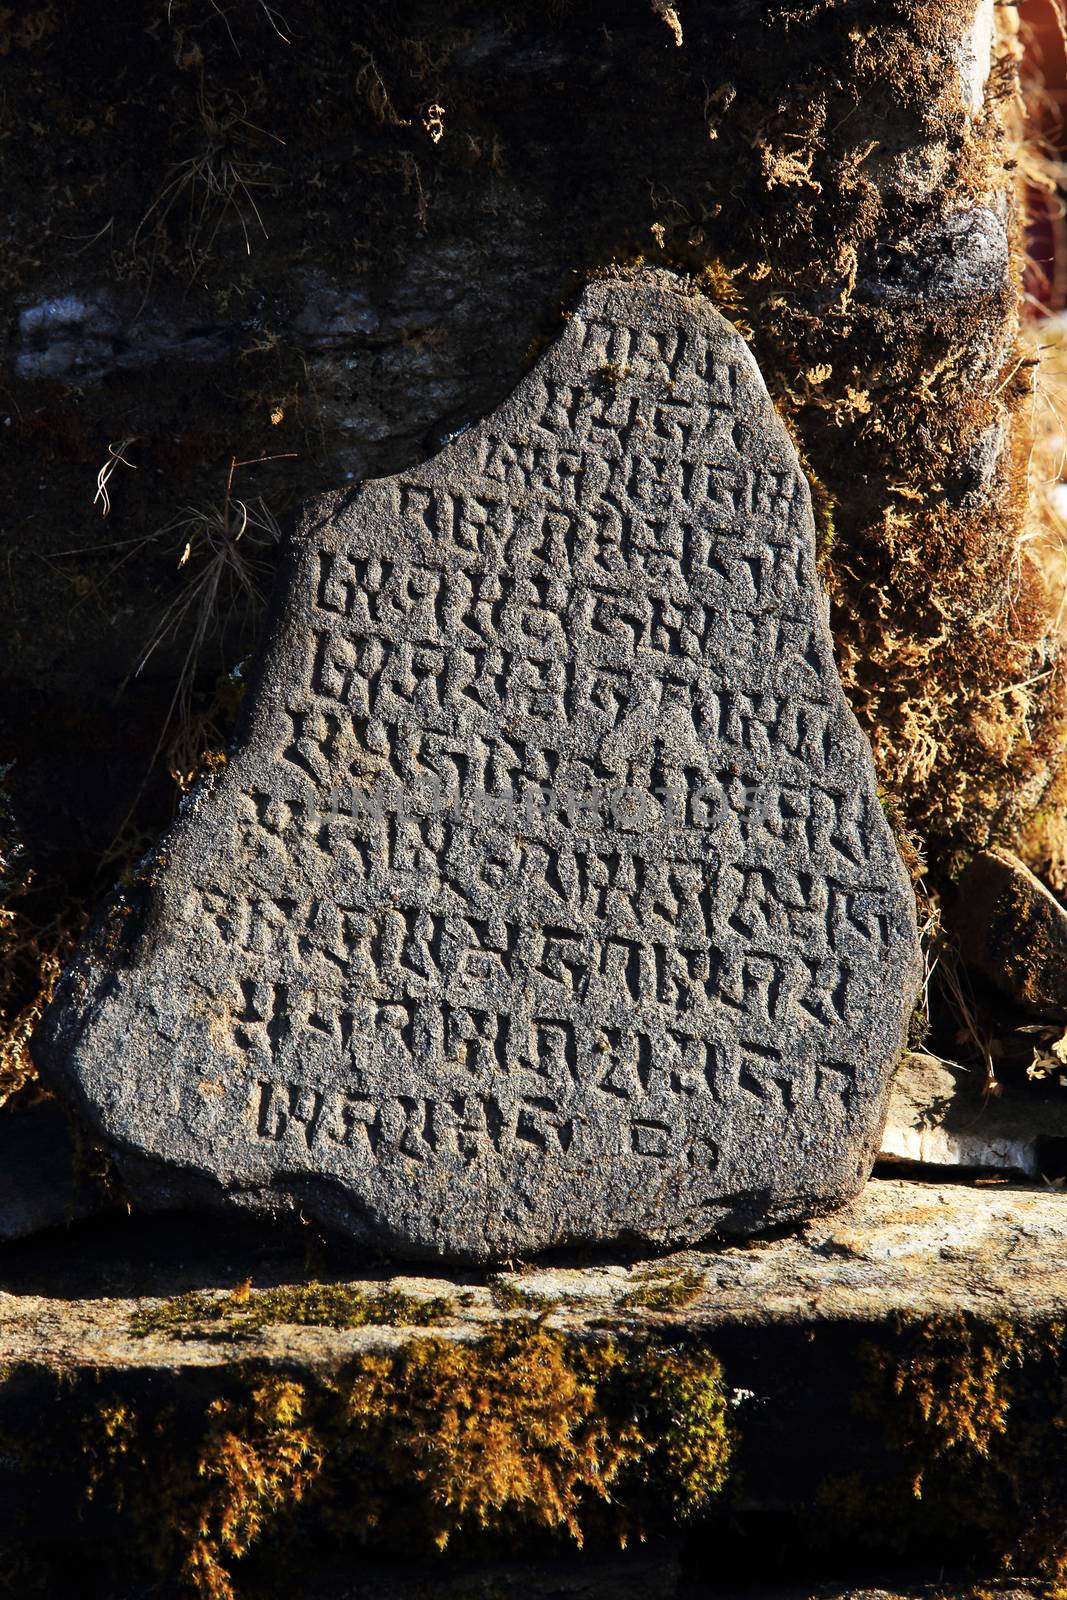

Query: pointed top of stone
34;273;920;1261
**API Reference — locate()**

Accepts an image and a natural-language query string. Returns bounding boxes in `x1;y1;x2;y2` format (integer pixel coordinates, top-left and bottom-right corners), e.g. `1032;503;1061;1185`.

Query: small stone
34;273;920;1262
948;421;1004;508
950;847;1067;1019
15;288;231;383
955;0;995;116
881;1051;1067;1177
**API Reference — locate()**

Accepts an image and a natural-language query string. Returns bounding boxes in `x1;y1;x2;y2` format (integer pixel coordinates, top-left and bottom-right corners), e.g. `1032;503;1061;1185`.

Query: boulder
34;274;921;1261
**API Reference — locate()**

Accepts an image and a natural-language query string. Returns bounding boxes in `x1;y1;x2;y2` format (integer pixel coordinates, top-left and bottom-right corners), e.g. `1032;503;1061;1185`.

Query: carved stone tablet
35;275;921;1261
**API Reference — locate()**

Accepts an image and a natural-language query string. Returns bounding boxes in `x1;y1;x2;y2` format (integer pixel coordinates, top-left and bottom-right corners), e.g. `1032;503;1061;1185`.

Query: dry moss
0;787;81;1110
82;1375;324;1600
66;1323;732;1597
16;1310;1067;1592
868;1313;1067;1584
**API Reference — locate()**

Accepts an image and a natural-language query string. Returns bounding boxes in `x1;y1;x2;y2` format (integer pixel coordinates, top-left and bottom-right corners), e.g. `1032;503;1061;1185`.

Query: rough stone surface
34;274;920;1262
955;0;996;116
2;1177;1066;1372
950;847;1067;1019
860;206;1010;312
13;290;238;382
880;1051;1067;1178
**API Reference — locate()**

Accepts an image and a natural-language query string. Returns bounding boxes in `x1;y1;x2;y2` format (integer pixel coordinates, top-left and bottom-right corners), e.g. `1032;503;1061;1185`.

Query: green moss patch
130;1280;463;1340
620;1269;705;1313
487;1277;562;1314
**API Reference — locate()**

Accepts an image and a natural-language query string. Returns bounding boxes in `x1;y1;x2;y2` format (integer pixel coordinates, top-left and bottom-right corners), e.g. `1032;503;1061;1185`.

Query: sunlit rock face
34;275;920;1261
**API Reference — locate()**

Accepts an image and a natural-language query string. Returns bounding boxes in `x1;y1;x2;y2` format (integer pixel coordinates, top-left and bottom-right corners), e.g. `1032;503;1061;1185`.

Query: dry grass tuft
50;452;286;854
1011;313;1067;886
119;455;284;824
130;83;282;283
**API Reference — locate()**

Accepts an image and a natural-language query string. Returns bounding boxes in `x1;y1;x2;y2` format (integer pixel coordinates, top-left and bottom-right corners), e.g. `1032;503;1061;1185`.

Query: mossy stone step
2;1175;1067;1592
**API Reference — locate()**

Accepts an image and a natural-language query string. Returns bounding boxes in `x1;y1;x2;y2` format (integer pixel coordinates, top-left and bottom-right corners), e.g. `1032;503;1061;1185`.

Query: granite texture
33;274;921;1261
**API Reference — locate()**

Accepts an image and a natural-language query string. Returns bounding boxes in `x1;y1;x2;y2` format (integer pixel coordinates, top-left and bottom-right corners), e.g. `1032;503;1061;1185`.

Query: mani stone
34;273;921;1263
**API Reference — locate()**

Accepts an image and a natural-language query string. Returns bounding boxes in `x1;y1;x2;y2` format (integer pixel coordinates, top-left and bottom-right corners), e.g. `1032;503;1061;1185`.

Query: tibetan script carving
35;274;921;1260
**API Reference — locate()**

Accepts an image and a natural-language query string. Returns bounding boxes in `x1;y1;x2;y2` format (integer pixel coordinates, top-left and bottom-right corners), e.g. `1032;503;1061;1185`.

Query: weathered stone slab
34;273;920;1261
880;1052;1067;1178
3;1178;1067;1372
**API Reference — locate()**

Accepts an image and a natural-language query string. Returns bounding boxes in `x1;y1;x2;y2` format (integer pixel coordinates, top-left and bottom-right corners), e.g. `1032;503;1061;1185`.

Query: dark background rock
947;847;1067;1019
0;1100;111;1240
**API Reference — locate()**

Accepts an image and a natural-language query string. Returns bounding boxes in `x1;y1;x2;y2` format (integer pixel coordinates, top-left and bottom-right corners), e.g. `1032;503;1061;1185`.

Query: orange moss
68;1324;732;1597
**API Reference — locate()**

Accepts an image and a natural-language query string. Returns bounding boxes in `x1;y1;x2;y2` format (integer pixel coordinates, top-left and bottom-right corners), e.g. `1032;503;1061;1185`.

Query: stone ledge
3;1174;1066;1593
3;1175;1064;1372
